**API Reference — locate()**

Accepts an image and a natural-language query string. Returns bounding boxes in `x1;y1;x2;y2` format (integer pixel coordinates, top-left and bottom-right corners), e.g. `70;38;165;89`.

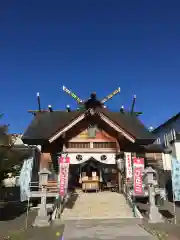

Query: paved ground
0;193;154;240
1;218;156;240
141;221;180;240
63;219;156;239
0;208;37;239
136;200;180;239
3;197;180;239
61;191;134;220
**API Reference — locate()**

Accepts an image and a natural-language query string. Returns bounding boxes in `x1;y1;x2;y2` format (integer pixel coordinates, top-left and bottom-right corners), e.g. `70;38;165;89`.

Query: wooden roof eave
21;138;48;146
48;109;136;144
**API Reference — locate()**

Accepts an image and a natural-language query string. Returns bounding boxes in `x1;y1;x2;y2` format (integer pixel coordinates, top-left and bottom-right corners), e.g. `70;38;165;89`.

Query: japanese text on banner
133;157;144;196
59;156;70;197
125;152;132;179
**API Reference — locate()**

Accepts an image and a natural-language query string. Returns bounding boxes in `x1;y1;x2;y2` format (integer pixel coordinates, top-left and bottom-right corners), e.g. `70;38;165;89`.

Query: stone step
61;192;137;221
63;219;155;239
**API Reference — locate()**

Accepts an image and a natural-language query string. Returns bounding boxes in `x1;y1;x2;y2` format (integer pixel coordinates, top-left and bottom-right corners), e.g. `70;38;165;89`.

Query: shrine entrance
68;158;118;193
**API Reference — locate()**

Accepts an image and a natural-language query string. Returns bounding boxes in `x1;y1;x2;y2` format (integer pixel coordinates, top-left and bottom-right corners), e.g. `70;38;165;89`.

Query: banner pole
173;195;177;224
25;197;30;229
171;157;177;224
132;156;137;217
132;161;136;217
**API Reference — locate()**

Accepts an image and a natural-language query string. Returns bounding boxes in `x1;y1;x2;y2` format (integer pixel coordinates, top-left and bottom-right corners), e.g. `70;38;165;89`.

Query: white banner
124;152;132;179
19;157;34;202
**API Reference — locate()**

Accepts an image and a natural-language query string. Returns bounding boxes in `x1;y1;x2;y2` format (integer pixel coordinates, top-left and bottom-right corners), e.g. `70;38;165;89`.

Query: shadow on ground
136;201;175;221
0;187;28;221
0;201;27;221
0;210;37;239
64;193;79;209
159;209;174;220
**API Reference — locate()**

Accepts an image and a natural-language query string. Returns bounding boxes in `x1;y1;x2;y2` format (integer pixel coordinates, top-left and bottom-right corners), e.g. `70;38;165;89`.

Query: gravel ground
0;202;37;240
141;221;180;240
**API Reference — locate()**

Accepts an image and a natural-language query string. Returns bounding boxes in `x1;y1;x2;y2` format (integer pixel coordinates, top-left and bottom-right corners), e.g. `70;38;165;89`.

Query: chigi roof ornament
27;86;143;116
62;85;121;110
130;94;143;116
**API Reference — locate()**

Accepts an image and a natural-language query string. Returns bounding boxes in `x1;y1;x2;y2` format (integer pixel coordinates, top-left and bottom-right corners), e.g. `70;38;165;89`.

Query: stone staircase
61;191;136;221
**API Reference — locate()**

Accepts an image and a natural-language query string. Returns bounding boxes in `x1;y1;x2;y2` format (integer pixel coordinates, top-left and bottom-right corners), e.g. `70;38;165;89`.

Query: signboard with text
133;157;144;196
58;156;70;197
125;152;132;179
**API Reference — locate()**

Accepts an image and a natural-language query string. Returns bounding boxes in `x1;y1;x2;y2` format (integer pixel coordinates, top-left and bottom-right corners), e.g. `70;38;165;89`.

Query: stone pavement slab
63;219;156;239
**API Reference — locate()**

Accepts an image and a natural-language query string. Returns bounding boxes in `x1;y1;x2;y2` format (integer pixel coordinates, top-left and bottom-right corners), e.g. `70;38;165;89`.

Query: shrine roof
100;108;154;141
22;111;82;143
152;112;180;133
22;109;155;144
143;144;171;153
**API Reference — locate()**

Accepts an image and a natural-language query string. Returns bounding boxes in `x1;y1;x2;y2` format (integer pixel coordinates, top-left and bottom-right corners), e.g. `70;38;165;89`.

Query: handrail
123;185;143;219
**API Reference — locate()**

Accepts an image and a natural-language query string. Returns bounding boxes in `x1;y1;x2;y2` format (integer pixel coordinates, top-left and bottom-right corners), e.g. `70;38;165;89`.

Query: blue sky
0;0;180;133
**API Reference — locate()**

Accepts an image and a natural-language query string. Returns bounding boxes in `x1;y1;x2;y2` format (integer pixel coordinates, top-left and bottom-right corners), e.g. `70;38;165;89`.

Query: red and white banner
58;156;70;197
133;157;144;167
125;152;132;179
133;157;144;196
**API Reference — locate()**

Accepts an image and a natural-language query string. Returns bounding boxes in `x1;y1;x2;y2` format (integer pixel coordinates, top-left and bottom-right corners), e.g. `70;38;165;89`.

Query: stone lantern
143;167;164;223
33;168;51;227
143;166;156;185
39;168;51;186
116;158;125;173
116;156;125;193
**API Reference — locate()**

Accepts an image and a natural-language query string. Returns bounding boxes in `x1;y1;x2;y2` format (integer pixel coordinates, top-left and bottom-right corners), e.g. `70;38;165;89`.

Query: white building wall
162;153;172;170
153;115;180;146
174;142;180;160
161;141;180;171
153;115;180;170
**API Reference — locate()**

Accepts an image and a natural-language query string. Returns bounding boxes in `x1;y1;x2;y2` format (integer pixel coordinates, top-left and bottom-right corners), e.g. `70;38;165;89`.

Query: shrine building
22;88;168;193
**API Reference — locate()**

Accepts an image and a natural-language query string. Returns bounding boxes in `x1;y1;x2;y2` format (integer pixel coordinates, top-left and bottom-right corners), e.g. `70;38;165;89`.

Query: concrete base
148;206;164;224
32;216;50;227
